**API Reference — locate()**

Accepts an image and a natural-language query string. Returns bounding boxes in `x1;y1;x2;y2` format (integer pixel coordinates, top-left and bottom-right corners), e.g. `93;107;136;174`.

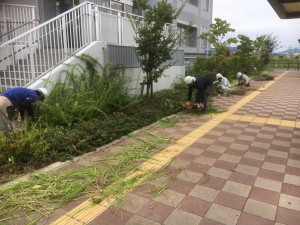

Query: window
187;0;198;7
202;39;208;49
203;0;209;11
177;24;197;48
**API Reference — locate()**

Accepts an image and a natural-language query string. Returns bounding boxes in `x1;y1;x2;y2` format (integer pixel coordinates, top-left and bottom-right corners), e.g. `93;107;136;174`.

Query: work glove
183;101;191;108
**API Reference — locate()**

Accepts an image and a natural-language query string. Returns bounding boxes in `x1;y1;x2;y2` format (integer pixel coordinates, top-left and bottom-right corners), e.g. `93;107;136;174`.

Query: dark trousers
203;85;212;111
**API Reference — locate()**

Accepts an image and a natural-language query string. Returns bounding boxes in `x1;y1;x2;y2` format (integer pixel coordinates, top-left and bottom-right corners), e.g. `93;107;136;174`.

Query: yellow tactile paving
228;114;243;121
252;117;269;124
226;114;297;128
281;120;296;127
267;118;282;126
51;71;288;225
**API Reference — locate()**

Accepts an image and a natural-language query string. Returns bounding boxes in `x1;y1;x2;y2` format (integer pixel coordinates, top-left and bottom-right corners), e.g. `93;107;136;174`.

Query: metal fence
0;1;143;91
108;45;184;68
269;59;300;71
0;3;38;44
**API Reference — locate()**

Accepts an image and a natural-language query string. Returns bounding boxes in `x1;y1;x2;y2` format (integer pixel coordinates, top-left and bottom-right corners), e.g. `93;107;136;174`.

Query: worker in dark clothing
183;76;213;112
0;87;48;131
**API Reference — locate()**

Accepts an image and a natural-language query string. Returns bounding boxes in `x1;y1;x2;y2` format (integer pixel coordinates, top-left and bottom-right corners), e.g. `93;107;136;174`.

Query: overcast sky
212;0;300;52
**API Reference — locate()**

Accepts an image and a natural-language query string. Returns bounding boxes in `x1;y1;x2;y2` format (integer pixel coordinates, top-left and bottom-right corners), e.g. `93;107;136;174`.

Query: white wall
28;41;185;94
124;66;185;96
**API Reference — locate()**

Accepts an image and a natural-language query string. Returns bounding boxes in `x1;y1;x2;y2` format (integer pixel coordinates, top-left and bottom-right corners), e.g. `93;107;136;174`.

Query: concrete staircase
0;47;66;91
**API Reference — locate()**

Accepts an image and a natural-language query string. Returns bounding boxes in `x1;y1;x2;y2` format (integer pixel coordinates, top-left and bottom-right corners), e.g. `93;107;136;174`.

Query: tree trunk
150;80;153;98
146;82;150;98
140;79;146;96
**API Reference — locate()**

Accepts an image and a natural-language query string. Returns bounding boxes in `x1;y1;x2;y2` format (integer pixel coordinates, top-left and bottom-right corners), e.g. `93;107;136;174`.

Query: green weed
41;54;131;126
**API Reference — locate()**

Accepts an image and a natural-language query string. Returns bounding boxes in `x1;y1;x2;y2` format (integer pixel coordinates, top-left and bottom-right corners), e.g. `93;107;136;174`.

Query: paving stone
207;167;232;179
237;212;274;225
222;181;252;197
279;194;300;211
114;194;149;213
276;206;300;225
254;177;282;192
179;195;212;217
125;215;160;225
235;164;260;176
214;191;247;211
243;199;277;221
137;202;173;223
163;209;202;225
177;169;204;183
189;185;219;202
152;189;185;207
262;162;286;173
205;203;241;225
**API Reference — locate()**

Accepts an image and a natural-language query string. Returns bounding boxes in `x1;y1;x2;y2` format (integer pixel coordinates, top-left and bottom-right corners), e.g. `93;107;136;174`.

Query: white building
1;0;213;60
0;0;213;91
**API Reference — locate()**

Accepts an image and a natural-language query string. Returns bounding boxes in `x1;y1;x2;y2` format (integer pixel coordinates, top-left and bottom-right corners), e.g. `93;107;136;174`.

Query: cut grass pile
0;130;173;224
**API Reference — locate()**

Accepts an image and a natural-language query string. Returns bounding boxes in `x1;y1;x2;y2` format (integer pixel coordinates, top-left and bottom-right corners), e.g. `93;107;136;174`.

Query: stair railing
0;19;40;42
0;1;141;91
0;3;38;43
0;2;95;90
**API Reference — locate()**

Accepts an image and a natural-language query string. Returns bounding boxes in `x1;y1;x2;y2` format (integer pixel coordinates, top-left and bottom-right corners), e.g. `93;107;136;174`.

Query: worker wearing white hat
213;73;231;95
183;75;213;111
237;72;250;87
0;87;49;131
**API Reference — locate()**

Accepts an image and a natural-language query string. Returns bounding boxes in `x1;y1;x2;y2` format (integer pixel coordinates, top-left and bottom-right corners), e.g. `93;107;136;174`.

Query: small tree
236;34;256;72
253;34;280;69
130;0;185;98
199;18;237;56
199;18;238;74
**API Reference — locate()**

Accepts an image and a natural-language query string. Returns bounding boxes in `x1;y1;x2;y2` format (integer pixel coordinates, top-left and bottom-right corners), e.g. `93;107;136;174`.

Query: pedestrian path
42;70;300;225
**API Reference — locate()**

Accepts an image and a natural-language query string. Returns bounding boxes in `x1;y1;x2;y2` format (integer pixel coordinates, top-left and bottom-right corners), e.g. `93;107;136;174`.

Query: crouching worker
237;72;250;87
213;73;231;95
0;87;48;131
183;76;213;112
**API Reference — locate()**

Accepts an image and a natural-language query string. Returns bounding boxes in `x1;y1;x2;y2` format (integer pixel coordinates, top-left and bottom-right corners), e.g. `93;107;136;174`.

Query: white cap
237;72;242;78
37;88;49;98
216;73;222;79
184;76;196;84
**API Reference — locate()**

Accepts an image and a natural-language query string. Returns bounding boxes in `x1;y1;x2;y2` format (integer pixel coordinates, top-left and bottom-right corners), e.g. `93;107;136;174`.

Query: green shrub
0;122;50;168
40;54;131;126
0;82;188;176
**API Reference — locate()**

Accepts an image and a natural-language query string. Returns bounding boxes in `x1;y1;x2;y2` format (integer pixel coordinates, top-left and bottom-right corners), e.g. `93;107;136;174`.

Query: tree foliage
130;0;185;98
199;18;237;56
253;34;280;67
191;17;280;79
235;34;255;71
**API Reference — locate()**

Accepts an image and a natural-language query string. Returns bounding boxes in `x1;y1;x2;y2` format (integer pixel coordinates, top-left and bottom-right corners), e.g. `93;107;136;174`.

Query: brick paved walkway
41;70;300;225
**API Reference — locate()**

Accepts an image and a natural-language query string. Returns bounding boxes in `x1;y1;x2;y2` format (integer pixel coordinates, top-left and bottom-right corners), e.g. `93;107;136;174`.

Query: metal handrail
0;1;90;47
0;3;36;8
1;1;142;47
0;1;141;90
0;19;40;39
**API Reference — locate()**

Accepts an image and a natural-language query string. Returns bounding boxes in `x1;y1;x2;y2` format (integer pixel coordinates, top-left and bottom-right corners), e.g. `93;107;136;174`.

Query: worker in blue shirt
0;87;48;131
183;76;213;112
